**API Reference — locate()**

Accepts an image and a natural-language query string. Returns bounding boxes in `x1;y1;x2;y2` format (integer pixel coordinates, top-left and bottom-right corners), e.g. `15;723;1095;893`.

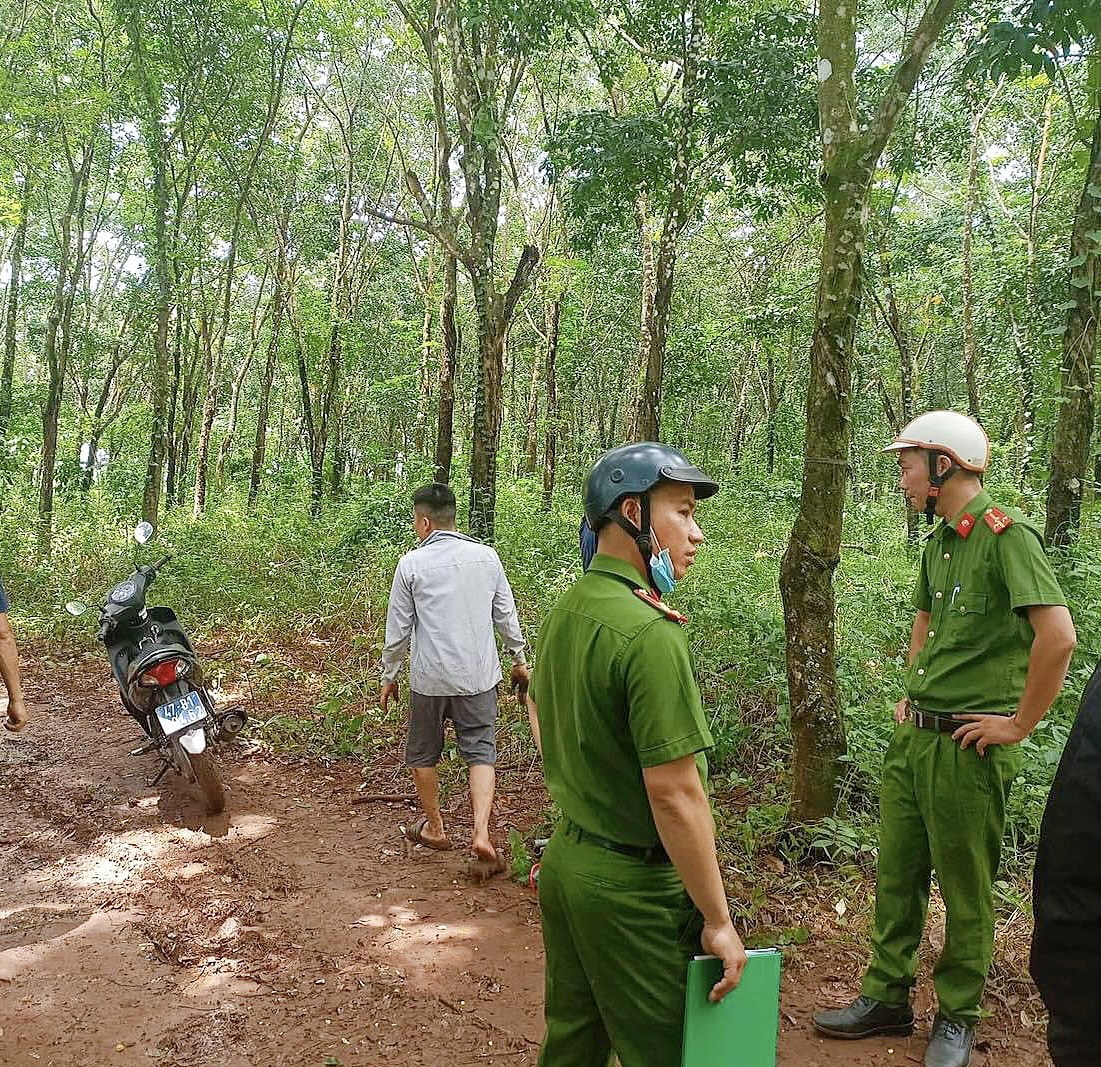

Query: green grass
2;475;1099;871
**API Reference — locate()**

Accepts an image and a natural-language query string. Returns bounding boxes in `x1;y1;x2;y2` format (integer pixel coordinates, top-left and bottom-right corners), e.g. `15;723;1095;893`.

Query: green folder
681;949;781;1067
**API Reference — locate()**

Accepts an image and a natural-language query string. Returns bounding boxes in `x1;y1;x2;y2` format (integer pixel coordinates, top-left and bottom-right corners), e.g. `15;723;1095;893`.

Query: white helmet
882;410;990;472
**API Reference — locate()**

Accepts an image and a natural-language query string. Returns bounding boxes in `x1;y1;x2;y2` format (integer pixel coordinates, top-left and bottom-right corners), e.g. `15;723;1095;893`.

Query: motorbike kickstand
150;759;173;786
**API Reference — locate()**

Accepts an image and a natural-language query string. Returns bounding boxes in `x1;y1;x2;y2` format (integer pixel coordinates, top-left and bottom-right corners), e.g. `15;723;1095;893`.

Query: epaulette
983;507;1014;535
633;588;688;625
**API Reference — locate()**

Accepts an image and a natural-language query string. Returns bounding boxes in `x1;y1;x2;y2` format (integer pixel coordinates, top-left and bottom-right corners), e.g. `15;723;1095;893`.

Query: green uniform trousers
861;723;1021;1025
537;821;702;1067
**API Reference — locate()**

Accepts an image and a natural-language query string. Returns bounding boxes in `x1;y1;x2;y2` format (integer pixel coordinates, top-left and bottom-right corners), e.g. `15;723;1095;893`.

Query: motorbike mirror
134;521;154;545
65;601;88;617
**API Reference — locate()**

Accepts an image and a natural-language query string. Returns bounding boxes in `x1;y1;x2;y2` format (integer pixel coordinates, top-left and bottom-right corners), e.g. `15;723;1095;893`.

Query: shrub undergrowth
2;475;1098;875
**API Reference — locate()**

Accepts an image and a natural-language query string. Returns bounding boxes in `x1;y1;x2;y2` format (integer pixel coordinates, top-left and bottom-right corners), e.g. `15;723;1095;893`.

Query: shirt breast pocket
949;590;988;623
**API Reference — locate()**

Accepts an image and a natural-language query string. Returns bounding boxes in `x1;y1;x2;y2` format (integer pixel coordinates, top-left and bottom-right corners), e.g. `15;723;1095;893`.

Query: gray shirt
381;530;526;696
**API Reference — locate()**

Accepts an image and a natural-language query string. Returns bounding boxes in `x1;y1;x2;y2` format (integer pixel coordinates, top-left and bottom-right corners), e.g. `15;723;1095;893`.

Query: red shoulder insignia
983;507;1014;535
956;513;976;539
633;587;688;625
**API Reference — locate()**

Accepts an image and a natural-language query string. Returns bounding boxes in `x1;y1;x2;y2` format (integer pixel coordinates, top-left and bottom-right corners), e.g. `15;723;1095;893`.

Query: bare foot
2;701;29;733
464;850;507;882
471;835;497;864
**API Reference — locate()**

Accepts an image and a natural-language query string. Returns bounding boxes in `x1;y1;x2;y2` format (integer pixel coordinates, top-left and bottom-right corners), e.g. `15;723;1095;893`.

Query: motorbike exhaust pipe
215;708;248;740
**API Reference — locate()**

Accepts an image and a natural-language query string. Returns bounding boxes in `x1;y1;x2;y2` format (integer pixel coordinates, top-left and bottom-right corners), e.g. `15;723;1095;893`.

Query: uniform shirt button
935;591;943;599
917;668;926;676
928;630;935;638
943;552;951;560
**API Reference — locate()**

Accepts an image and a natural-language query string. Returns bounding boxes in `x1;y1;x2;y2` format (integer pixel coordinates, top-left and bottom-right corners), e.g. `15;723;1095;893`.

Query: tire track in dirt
1;642;1051;1065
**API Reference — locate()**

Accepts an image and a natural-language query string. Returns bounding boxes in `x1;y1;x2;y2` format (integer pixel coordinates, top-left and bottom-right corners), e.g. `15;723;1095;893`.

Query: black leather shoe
812;994;915;1039
924;1015;975;1067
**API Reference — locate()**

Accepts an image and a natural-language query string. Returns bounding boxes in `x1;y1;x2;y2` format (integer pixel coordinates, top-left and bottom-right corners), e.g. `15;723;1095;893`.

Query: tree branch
503;245;540;324
864;0;962;166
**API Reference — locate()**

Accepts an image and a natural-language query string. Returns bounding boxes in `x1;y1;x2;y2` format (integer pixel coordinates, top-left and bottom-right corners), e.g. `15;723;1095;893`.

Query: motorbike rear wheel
190;750;225;814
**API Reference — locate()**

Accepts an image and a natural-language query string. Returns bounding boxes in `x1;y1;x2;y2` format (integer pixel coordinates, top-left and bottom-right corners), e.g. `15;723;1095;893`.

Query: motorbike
67;522;246;814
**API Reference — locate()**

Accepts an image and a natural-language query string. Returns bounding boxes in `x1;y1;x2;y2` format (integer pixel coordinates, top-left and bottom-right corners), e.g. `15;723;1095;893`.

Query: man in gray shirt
381;483;528;871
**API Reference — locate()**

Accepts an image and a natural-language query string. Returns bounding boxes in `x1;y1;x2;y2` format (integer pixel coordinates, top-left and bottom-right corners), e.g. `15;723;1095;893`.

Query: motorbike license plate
155;691;207;737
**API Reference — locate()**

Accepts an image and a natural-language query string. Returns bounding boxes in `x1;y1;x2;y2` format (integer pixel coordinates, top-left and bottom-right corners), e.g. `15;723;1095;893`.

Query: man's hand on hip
700;918;747;1003
380;681;399;712
952;712;1027;755
509;663;530;702
894;698;910;724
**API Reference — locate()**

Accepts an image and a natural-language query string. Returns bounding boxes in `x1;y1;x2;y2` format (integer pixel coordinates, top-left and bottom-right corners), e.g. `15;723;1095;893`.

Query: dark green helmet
583;442;719;528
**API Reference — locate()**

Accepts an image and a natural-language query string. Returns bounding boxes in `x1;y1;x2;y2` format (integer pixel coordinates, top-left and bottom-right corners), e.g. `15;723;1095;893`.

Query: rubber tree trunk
636;241;675;442
779;0;961;821
1045;92;1101;547
469;279;506;541
0;190;29;439
434;256;458;484
249;253;287;508
468;245;539;541
39;146;92;555
632;195;656;441
961;86;1002;419
123;8;174;534
524;332;541;476
542;296;561;511
192;316;217;517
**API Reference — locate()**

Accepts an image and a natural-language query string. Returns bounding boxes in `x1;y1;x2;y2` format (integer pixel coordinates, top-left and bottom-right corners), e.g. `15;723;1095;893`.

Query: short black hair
412;483;457;526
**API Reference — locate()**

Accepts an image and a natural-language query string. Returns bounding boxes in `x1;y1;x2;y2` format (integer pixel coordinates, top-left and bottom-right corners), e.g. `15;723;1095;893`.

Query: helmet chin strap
924;451;956;524
607;493;658;590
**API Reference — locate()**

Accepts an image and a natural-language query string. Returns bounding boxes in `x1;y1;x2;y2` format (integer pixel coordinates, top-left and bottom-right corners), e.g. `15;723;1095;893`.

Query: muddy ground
1;641;1053;1066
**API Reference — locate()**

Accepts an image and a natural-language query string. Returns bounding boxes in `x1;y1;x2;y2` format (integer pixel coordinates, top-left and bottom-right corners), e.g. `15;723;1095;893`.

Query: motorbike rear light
139;659;183;688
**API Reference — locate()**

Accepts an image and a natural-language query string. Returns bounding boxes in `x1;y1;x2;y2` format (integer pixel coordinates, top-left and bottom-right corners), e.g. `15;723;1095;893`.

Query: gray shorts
405;688;498;767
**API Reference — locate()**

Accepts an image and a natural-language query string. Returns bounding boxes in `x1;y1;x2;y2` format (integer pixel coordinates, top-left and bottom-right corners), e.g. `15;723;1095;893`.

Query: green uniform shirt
907;489;1067;713
529;554;714;848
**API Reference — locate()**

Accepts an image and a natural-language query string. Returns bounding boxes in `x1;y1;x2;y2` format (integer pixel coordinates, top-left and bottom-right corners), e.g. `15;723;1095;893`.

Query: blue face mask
579;517;598;571
649;542;676;595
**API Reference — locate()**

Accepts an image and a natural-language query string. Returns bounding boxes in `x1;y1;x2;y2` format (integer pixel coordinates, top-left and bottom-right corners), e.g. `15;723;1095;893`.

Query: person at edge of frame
1030;658;1101;1067
0;574;30;733
526;441;747;1067
812;410;1077;1067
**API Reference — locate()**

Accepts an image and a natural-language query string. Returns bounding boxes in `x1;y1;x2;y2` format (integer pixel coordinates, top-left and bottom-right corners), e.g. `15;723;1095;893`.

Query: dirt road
1;643;1052;1066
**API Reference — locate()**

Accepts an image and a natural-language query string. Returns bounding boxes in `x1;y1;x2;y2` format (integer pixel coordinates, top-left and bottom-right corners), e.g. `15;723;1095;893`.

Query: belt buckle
911;707;927;730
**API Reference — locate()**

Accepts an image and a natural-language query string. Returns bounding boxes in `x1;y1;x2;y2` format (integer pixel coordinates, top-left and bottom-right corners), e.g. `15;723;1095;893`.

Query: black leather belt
563;818;671;865
910;706;1010;733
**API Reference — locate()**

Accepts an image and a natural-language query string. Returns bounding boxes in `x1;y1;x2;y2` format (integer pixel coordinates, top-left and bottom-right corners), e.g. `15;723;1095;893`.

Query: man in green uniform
813;411;1077;1067
526;442;746;1067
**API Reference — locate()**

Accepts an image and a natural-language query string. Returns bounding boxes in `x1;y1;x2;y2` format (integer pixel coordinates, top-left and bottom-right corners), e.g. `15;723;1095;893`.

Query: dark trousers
1030;660;1101;1065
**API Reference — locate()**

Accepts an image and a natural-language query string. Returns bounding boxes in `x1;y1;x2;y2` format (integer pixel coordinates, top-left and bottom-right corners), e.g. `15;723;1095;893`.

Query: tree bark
249;232;289;507
38;144;93;554
632;195;656;440
469;282;506;539
192;313;218;517
780;0;961;821
434;254;458;484
524;324;542;476
125;14;174;533
165;302;186;506
541;296;561;510
414;298;434;457
1045;83;1101;547
0;187;29;439
961;85;1001;419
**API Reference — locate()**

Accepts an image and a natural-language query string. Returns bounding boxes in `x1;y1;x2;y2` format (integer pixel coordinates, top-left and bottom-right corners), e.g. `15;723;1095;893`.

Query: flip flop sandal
400;815;452;851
